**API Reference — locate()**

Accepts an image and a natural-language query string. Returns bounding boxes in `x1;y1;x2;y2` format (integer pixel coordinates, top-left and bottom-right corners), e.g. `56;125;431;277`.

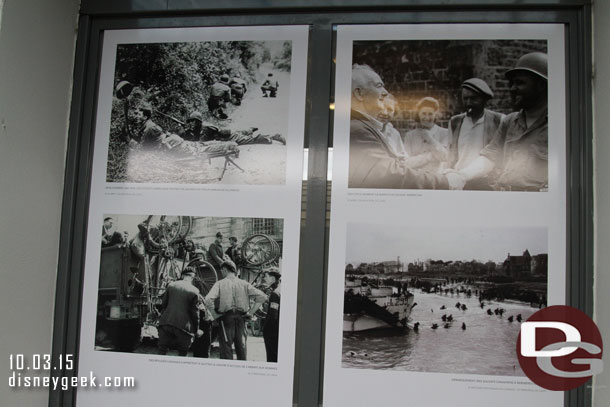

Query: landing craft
344;279;415;332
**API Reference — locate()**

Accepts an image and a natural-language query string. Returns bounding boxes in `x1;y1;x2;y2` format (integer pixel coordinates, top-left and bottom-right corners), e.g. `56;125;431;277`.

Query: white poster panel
76;25;308;407
324;24;566;406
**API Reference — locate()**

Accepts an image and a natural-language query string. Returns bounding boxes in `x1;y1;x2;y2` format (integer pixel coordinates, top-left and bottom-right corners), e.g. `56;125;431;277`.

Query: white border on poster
324;24;566;407
77;25;308;407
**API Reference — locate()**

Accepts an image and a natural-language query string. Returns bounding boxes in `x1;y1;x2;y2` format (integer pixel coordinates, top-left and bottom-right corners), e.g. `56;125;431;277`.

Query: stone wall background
352;39;547;131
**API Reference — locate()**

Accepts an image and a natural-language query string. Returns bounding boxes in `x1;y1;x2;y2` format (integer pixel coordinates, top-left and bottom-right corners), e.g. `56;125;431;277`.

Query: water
342;288;539;376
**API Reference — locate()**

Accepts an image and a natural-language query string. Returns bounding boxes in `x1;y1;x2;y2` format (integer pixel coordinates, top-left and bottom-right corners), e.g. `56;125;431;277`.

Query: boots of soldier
271;133;286;145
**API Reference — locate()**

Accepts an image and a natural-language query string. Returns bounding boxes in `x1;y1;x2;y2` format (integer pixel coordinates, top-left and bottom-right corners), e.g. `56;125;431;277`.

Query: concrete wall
593;0;610;405
0;0;79;405
352;39;547;129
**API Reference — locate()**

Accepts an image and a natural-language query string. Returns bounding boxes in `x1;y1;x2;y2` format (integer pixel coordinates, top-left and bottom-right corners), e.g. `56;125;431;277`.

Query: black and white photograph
325;24;565;407
342;223;548;376
96;214;284;363
347;39;550;191
106;40;293;185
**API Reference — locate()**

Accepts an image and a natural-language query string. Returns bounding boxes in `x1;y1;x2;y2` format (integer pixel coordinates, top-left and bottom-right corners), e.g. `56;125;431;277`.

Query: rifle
154;109;185;126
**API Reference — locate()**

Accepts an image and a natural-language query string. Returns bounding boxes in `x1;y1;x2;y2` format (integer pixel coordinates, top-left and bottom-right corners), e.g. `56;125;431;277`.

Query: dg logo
517;305;603;391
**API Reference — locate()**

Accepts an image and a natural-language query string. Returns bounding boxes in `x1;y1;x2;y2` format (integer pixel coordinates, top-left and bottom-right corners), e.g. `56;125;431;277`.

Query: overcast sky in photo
345;223;548;265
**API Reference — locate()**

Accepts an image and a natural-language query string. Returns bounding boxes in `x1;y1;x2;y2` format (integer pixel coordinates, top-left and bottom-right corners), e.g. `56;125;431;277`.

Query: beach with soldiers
342;223;548;376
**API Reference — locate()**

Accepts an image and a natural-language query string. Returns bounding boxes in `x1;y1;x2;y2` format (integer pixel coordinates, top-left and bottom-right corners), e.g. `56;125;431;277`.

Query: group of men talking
157;231;281;363
348;51;549;191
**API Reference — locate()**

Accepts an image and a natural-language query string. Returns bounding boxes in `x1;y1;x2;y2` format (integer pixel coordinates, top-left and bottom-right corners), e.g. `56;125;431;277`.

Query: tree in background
107;41;274;181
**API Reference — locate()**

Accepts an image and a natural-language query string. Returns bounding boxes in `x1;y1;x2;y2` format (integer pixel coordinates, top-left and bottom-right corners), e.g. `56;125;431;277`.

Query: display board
323;23;566;407
75;25;308;407
52;4;593;407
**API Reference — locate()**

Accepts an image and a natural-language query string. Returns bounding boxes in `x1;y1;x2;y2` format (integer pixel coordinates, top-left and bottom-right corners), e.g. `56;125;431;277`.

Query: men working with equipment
128;104;239;157
225;236;241;265
157;266;201;356
207;232;226;276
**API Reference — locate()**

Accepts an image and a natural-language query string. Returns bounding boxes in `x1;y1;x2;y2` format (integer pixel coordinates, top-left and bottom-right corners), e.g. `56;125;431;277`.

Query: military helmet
188;111;203;123
220;74;230;83
115;81;134;99
138;102;153;115
506;52;548;81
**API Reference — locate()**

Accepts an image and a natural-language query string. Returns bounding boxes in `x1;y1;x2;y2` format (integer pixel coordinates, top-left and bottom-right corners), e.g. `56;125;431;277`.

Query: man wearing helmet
130;105;239;157
261;73;279;97
229;72;247;105
204;260;267;360
179;111;205;141
451;52;549;191
204;125;286;146
181;110;286;145
208;74;232;119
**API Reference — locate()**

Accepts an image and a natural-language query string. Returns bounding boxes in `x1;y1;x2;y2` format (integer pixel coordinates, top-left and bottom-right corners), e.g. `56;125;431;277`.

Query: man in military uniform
208;74;232;119
204;260;267;360
179;111;204;141
204;125;286;146
129;105;239;156
261;73;279;97
229;73;247;105
181;110;286;145
452;52;549;191
448;78;504;190
132;103;165;147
